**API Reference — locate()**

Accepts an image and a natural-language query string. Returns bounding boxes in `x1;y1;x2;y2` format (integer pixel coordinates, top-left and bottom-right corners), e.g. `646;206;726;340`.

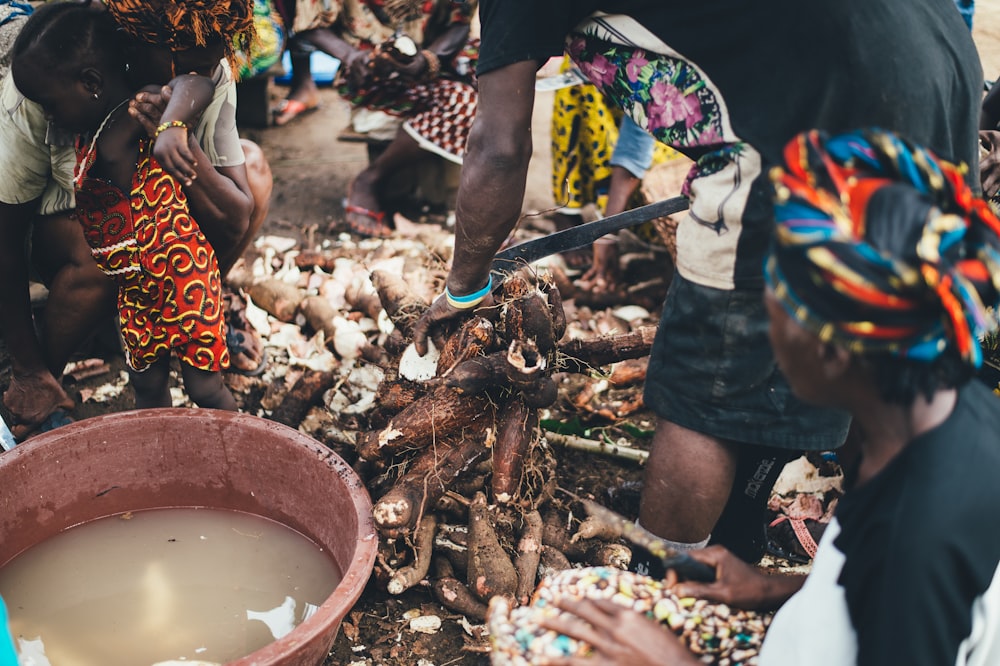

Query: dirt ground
238;19;1000;664
3;10;1000;666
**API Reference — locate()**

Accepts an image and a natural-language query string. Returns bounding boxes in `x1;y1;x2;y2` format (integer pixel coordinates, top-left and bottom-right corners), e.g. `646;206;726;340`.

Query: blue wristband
445;275;492;309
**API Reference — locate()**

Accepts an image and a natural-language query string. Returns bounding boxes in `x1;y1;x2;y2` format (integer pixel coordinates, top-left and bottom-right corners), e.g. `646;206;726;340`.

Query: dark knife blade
490;195;689;279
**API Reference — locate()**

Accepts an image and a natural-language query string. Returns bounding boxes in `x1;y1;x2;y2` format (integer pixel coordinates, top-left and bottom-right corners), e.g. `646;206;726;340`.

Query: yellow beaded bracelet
154;120;188;140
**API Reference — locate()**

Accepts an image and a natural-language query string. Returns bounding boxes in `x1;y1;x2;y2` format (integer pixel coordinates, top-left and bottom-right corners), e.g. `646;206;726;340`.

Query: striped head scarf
766;129;1000;369
105;0;255;75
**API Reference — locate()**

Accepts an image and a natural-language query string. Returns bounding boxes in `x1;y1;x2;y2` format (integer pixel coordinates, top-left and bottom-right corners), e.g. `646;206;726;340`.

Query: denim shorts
643;273;851;450
609;115;656;179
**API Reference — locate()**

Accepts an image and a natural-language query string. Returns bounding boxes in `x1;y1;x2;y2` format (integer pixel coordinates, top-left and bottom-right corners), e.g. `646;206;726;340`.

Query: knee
72;258;114;292
241;139;274;215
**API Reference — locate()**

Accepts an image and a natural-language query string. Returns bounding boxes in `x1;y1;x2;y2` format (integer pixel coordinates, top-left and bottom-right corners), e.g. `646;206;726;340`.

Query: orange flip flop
344;204;393;238
271;98;319;126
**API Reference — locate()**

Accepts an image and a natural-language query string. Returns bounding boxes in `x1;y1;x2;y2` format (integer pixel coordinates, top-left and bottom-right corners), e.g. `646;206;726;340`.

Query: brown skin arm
672;546;805;611
181;149;254;260
412;60;538;354
303;23;470;89
294;28;370;89
373;24;471;81
577;165;641;292
151;75;216;185
0;201;74;424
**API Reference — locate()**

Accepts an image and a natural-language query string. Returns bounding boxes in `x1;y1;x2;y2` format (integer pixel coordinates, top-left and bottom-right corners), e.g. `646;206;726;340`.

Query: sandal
767;514;825;562
223;288;268;376
271;98;319;127
344;203;393;238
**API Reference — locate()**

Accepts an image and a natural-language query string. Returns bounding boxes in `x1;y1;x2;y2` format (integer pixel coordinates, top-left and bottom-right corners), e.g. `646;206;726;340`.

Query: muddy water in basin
0;507;341;666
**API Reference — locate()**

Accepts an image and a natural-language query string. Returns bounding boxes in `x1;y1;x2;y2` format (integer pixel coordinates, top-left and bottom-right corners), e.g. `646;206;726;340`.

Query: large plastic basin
0;408;377;665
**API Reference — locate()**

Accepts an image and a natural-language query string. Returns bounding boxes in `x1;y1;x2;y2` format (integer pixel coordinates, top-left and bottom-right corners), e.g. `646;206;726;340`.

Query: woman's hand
538;598;702;666
672;546;802;611
129;85;170;138
577;242;621;293
345;49;374;89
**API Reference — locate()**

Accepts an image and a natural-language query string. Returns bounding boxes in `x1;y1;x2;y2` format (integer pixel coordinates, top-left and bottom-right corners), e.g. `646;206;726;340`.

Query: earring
92;93;99;100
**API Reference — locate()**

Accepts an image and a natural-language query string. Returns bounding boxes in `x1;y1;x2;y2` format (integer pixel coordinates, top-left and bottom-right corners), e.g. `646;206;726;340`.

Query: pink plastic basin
0;408;377;665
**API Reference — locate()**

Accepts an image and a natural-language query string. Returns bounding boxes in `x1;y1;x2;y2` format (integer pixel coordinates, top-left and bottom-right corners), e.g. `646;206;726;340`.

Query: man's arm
177;148;254;259
449;60;538;292
412;60;539;352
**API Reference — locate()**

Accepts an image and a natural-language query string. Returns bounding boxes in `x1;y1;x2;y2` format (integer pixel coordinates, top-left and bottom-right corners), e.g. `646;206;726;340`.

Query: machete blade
490;195;689;280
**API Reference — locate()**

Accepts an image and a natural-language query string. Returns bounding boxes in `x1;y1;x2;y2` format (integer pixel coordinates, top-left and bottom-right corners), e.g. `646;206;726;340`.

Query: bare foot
577;242;622;293
272;81;320;126
224;288;267;376
344;170;392;238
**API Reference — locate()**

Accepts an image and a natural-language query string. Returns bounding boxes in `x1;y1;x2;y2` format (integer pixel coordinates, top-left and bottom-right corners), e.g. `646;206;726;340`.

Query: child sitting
10;2;236;410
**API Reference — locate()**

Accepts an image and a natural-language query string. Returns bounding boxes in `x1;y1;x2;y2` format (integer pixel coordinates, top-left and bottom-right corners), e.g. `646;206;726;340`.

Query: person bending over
12;3;236;410
412;0;981;568
0;0;268;437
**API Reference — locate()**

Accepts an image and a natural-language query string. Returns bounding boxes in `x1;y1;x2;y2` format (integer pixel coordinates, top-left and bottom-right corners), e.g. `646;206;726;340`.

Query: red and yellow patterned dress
74;141;230;373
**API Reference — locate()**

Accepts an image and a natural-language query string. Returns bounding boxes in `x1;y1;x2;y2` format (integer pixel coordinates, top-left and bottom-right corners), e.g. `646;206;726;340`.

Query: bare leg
638;418;739;543
180;365;237;411
217;140;270;375
345;129;425;236
273;48;320;126
129;357;173;409
31;212;117;377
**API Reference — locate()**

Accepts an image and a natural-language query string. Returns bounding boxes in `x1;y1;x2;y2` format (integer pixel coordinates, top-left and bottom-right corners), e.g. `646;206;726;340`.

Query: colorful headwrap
766;129;1000;368
105;0;256;75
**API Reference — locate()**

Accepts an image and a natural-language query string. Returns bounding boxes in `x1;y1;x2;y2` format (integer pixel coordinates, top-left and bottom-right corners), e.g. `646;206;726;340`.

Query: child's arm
151;74;215;186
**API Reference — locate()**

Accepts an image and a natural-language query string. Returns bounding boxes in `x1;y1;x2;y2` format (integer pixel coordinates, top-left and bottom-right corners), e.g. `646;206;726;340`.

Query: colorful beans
488;567;771;665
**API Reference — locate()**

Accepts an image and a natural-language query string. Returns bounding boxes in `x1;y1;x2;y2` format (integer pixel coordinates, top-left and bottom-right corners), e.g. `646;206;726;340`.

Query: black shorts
643;273;850;450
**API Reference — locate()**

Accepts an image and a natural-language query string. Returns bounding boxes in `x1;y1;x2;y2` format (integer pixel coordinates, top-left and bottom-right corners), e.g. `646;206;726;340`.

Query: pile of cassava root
349;267;657;621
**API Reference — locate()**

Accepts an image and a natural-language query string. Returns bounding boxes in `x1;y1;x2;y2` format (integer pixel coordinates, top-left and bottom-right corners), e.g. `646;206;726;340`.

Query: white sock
635;519;710;550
